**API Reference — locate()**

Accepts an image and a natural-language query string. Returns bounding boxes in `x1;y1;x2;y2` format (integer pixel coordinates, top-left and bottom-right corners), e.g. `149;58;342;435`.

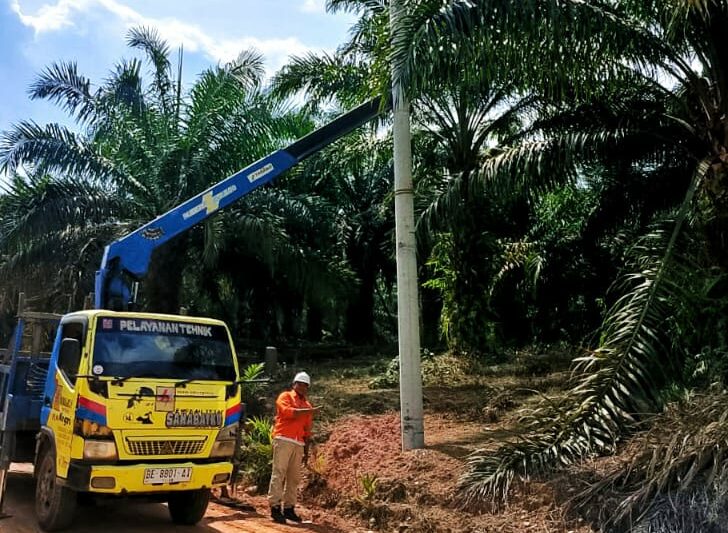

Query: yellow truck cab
35;310;242;530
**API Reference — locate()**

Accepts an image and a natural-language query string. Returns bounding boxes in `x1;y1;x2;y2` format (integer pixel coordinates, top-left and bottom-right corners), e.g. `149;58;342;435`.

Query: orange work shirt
272;389;314;444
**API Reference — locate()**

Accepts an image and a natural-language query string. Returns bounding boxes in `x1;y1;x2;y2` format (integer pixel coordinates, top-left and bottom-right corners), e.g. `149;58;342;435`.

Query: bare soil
296;410;592;533
286;363;597;533
2;357;600;533
2;464;360;533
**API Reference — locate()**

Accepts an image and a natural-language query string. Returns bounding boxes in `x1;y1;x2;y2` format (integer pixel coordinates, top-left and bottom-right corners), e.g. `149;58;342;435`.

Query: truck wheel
168;488;211;525
35;449;77;531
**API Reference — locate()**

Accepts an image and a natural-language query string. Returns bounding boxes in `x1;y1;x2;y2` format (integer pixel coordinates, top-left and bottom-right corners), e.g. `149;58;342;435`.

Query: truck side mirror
59;338;82;382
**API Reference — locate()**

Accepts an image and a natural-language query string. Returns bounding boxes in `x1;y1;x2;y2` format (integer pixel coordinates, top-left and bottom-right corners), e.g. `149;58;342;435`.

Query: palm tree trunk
345;270;376;344
703;154;728;268
143;238;186;313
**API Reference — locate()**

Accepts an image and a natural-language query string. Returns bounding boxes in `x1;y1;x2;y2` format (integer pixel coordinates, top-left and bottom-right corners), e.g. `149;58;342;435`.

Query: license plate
143;467;192;484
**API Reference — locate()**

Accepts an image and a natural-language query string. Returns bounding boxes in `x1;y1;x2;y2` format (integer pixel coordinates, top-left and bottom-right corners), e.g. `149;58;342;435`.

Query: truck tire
35;449;77;531
168;488;211;525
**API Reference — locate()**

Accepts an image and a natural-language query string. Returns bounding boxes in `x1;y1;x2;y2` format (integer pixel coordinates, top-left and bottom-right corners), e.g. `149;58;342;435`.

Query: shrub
237;416;273;492
367;352;479;389
358;472;379;502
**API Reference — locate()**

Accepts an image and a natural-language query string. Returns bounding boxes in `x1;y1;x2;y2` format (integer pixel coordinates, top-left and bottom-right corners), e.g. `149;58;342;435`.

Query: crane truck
0;97;384;530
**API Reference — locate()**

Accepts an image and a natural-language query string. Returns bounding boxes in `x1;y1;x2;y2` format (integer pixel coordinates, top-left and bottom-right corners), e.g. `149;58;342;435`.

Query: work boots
271;506;286;524
283;506;303;523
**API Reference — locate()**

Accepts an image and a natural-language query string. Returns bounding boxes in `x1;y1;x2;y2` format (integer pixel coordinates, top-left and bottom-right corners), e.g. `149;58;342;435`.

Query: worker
268;371;318;524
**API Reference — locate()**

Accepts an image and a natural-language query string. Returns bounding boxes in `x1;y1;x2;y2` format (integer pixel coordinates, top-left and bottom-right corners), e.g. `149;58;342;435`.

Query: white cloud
11;0;321;72
97;0;144;23
10;0;93;33
299;0;325;14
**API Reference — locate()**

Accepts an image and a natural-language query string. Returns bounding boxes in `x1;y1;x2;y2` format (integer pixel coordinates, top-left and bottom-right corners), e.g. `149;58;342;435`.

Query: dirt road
0;465;353;533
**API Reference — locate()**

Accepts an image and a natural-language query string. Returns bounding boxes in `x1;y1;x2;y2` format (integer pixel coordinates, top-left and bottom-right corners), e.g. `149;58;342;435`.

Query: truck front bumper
65;460;233;494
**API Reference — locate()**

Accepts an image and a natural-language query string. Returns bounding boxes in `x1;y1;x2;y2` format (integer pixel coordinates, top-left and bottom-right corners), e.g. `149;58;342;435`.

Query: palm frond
458;159;710;505
489;240;543;297
227;49;266;90
126;26;172;109
28;61;97;125
393;0;674;102
572;392;728;530
0;121;115;178
100;58;146;116
0;175;122;242
326;0;386;15
477;128;637;199
271;52;373;109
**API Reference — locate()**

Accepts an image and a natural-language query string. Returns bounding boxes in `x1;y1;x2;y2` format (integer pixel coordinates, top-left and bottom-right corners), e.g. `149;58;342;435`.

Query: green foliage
358;472;379;501
459;167;706;505
245;416;273;445
678;270;728;388
489;182;609;344
368;356;400;389
239;362;266;401
297;129;396;344
0;25;381;345
379;0;728;512
237;416;273;492
424;232;499;355
368;351;481;389
238;362;267;417
423;234;456;342
0;26;308;317
414;83;533;355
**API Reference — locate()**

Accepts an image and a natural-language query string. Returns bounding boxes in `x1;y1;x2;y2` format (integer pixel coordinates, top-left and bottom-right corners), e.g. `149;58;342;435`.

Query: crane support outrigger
96;97;385;310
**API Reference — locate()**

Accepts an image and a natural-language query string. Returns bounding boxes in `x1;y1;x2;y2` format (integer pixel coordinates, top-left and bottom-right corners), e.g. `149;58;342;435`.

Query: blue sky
0;0;356;131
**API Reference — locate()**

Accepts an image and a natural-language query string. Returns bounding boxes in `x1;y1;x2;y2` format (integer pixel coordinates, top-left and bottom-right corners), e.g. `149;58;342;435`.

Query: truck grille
125;437;207;456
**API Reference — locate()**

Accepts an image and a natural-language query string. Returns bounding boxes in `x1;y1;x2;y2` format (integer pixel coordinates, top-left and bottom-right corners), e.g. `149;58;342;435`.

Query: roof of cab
62;309;228;327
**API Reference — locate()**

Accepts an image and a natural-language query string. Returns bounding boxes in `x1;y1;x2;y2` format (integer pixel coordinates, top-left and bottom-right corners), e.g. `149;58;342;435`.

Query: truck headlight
210;423;238;458
83;439;118;461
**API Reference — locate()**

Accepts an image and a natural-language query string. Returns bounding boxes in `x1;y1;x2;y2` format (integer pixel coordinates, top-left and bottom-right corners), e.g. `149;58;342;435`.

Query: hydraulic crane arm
95;97;386;310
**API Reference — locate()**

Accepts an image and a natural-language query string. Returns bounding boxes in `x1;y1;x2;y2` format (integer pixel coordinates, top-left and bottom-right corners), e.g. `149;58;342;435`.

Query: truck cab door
42;321;86;479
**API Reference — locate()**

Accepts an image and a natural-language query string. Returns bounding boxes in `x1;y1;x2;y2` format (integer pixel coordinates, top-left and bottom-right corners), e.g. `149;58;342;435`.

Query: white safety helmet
293;371;311;386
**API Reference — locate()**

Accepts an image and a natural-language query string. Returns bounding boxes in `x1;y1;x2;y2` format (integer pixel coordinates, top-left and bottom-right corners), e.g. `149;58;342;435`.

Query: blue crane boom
95;97;385;310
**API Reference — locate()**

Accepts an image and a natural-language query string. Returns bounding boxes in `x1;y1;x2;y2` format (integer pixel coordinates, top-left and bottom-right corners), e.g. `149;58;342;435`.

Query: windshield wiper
110;375;135;385
176;377;240;387
175;377;224;387
72;374;100;381
110;372;163;386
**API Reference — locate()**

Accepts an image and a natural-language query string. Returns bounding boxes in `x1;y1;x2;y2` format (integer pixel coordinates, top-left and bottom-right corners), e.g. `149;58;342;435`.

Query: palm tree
297;125;396;343
277;1;542;350
414;80;533;353
273;10;399;344
391;0;728;515
181;179;356;342
0;27;312;320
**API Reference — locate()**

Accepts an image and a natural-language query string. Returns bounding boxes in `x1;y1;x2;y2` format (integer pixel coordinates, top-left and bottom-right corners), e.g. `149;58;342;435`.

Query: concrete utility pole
390;0;425;451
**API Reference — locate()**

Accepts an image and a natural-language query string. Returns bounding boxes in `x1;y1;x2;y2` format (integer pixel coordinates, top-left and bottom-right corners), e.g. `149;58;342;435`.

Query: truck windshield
92;317;236;382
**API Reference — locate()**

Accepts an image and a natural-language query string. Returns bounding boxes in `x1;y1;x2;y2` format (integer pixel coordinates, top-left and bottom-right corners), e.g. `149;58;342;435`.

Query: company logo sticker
247;163;274;183
156;386;175;412
182;185;237;220
165;409;222;428
141;227;164;240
